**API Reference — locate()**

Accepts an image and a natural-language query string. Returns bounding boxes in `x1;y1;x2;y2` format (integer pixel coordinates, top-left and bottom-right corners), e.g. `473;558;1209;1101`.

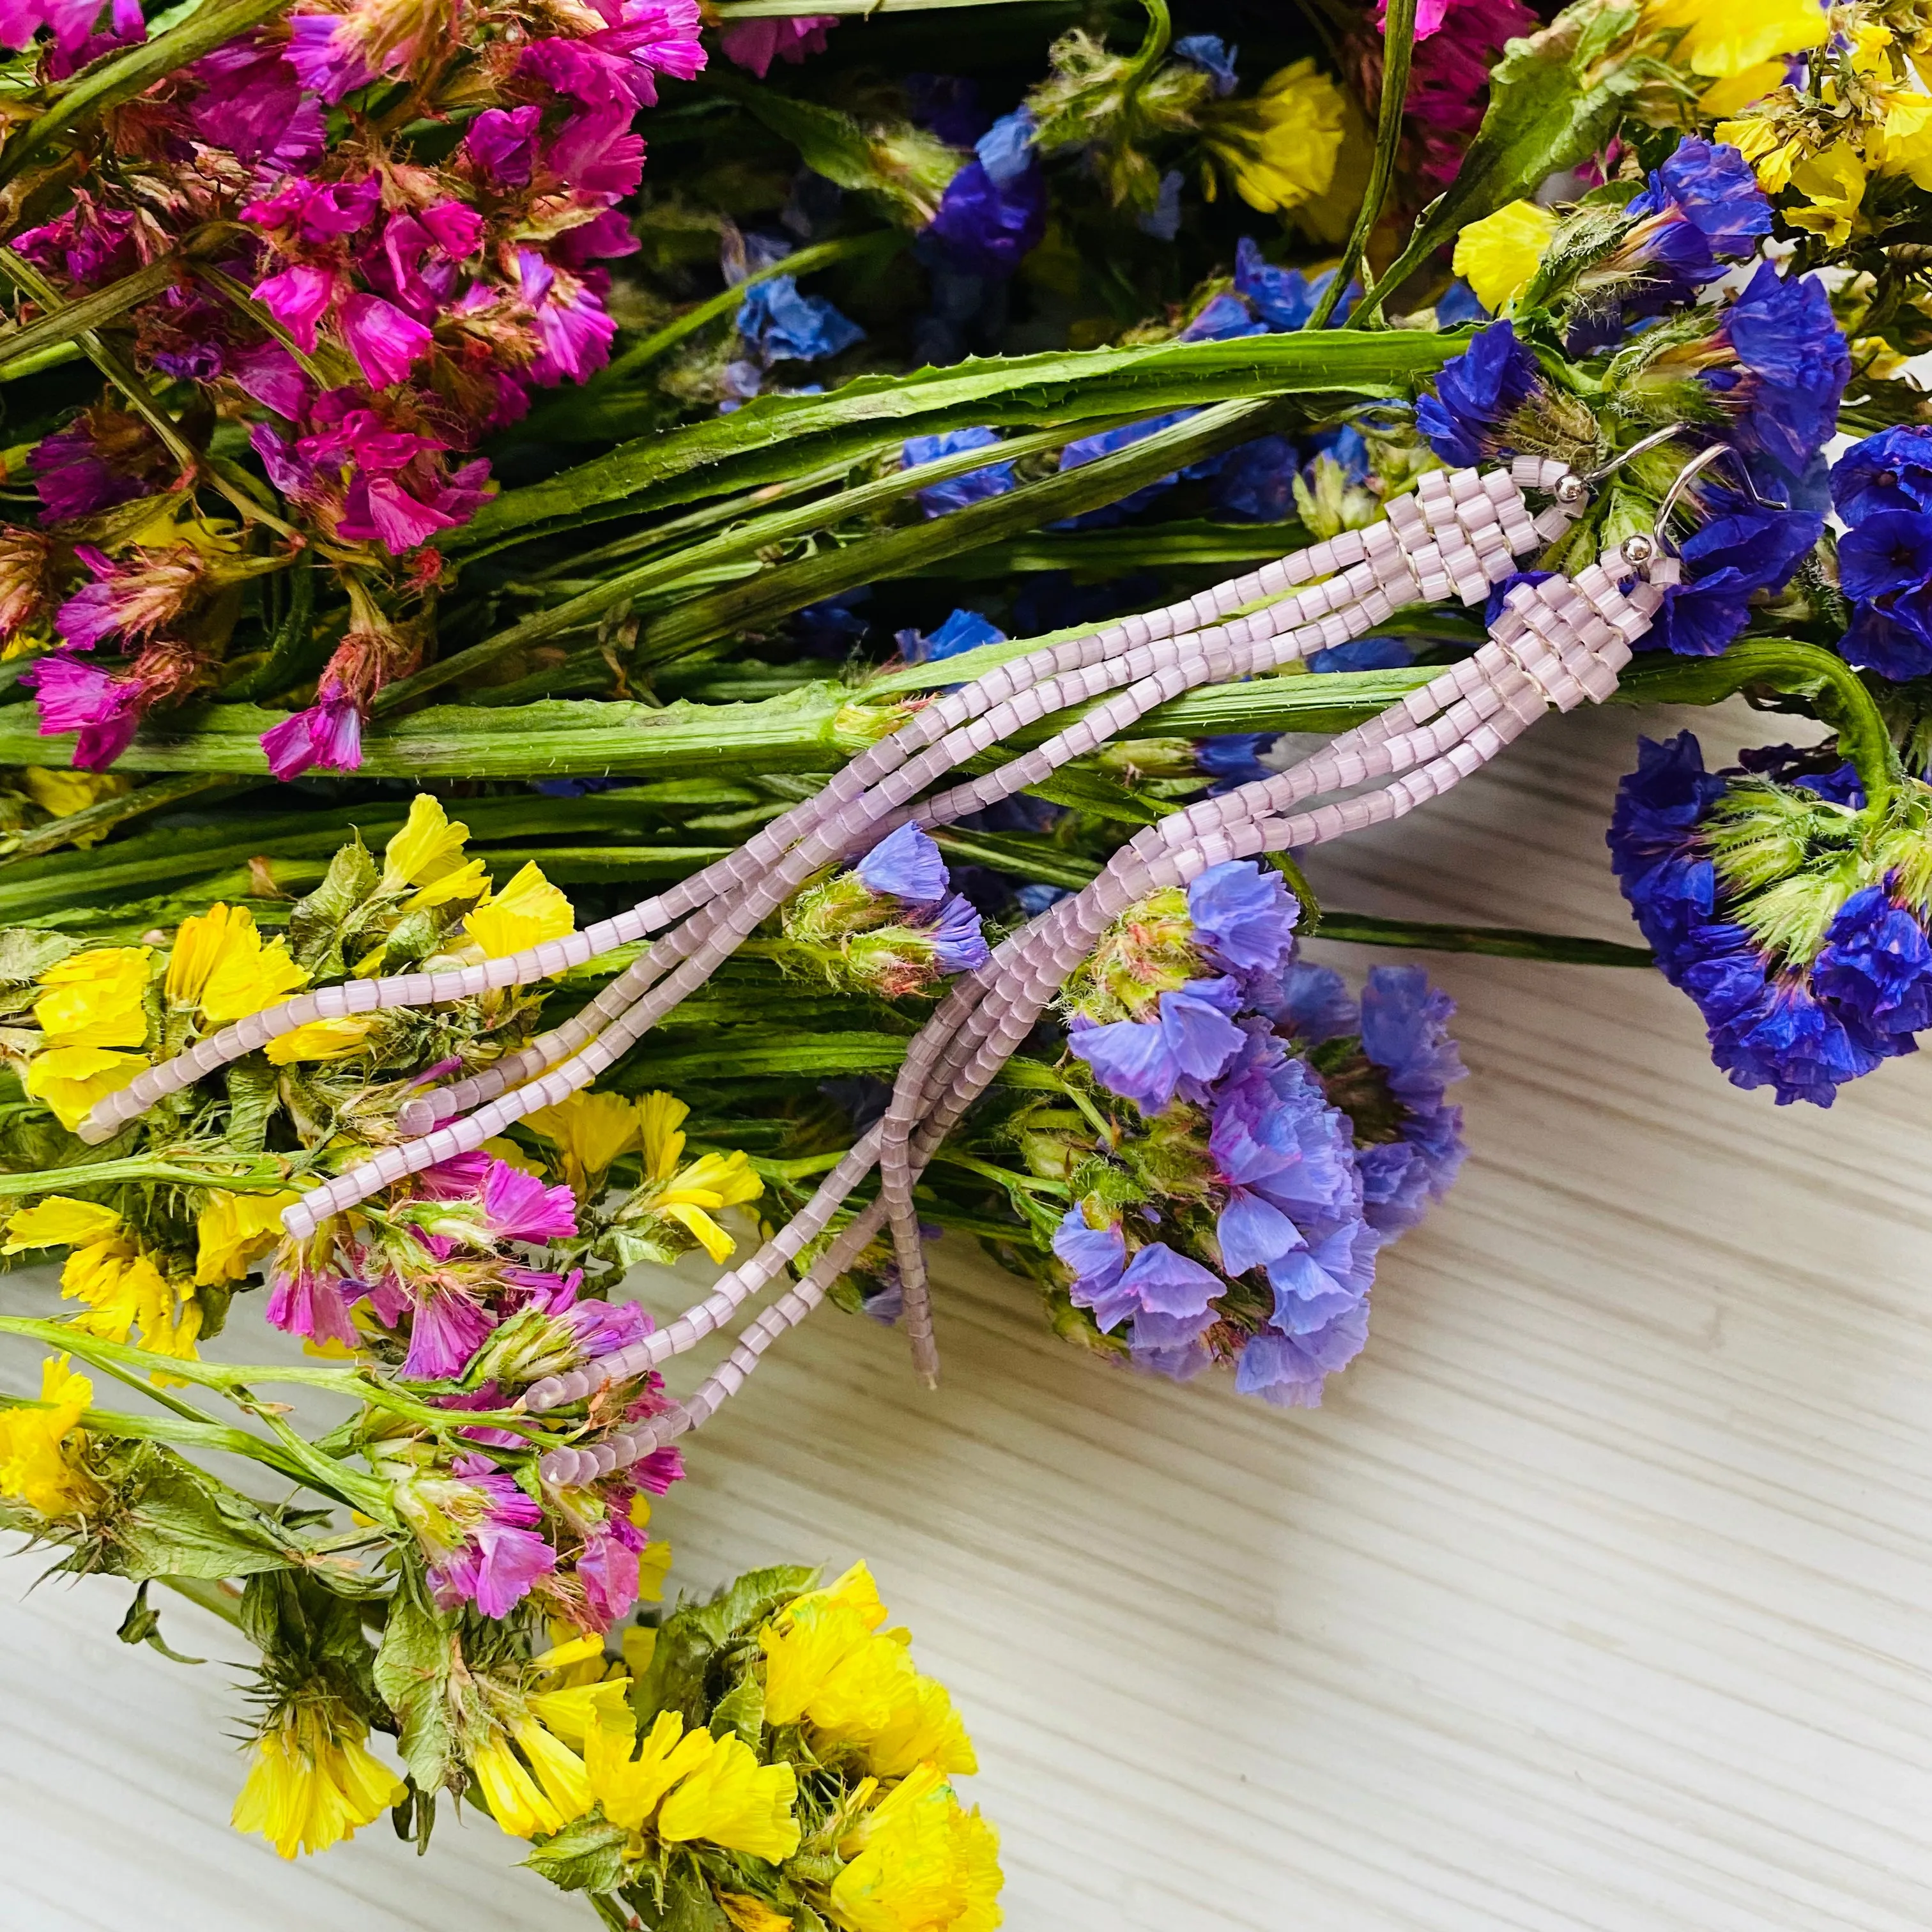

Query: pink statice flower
265;1252;362;1348
719;13;835;77
0;0;117;57
419;1454;556;1617
1400;0;1537;188
54;543;211;653
519;0;704;111
27;640;206;769
188;38;325;167
12;192;144;288
31;411;173;523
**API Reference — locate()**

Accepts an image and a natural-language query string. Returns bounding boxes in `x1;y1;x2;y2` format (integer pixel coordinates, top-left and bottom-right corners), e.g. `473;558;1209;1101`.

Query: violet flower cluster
1050;861;1466;1407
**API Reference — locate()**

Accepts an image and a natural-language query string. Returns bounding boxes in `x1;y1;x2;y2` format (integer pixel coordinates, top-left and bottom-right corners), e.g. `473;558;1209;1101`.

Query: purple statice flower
1234;1300;1371;1408
517;250;618;384
13;196;140;288
27;645;199;770
401;1279;497;1381
427;1455;556;1618
1070;976;1246;1114
1354;967;1468;1238
1643;503;1823;658
464;103;543;186
1186;861;1300;977
187;42;321;169
340;292;433;389
261;694;362;781
417;1154;579;1246
896;606;1004;665
905;427;1017;517
1173;33;1239;95
31;416;164;523
921;108;1045;279
254;263;337;353
719;12;835;77
1698;261;1850;482
0;0;114;56
1832;426;1932;526
855;822;949;910
285;11;378;100
1811;883;1932;1047
1436;279;1488;325
1050;1212;1220;1337
576;1517;647;1629
906;73;990;148
1414;321;1541;466
736;275;863;368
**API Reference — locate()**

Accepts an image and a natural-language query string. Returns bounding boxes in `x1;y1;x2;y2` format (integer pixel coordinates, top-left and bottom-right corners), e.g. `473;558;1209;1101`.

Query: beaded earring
73;445;1701;1483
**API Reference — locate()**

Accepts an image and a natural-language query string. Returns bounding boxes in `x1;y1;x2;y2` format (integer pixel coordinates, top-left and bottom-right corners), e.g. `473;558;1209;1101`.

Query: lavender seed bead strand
429;463;1564;1208
535;500;1616;1407
532;538;1647;1438
80;518;1403;1146
387;539;1446;1157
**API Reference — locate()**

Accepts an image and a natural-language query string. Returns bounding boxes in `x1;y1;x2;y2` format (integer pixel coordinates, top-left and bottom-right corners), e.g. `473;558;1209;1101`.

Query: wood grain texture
4;698;1931;1931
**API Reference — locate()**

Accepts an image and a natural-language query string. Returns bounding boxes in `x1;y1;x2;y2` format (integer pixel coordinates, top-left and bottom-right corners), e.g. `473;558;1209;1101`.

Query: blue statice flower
920;107;1046;280
1435;279;1488;326
1308;635;1414;675
789;822;990;993
1414;320;1542;466
1173;33;1239;95
1069;974;1248;1114
1625;137;1772;258
1831;425;1932;525
1234;235;1350;328
1698;261;1850;481
792;588;871;657
896;606;1005;665
1354;967;1468;1236
1186;859;1300;972
1016;882;1068;916
1606;732;1931;1105
1195;733;1277;792
1836;508;1932;678
855;821;949;907
1211;435;1299;521
1138;169;1183;240
905;72;990;148
904;426;1017;518
735;275;864;367
1734;743;1865;807
1643;503;1823;657
1262;962;1467;1239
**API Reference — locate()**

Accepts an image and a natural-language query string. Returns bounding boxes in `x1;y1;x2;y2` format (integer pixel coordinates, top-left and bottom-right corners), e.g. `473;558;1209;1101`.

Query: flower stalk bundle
1;0;1931;1915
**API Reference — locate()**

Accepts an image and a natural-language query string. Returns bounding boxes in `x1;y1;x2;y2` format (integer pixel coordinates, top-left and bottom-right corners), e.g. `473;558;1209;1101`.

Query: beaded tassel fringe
76;459;1675;1484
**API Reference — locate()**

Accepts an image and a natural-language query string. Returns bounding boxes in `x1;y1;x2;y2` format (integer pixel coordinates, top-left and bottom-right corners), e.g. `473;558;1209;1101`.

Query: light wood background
4;698;1931;1931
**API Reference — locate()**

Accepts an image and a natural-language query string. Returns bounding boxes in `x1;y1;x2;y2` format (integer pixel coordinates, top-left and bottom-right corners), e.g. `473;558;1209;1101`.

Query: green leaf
447;331;1453;552
726;84;960;225
116;1579;207;1664
524;1813;632;1894
710;1671;765;1750
111;1457;310;1581
634;1565;818;1729
286;835;379;976
372;1586;459;1793
0;926;77;983
223;1058;279;1156
1360;0;1646;321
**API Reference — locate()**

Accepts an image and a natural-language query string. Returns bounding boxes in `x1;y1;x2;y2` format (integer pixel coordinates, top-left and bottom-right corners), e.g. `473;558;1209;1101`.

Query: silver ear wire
1583;424;1689;485
1651;440;1733;549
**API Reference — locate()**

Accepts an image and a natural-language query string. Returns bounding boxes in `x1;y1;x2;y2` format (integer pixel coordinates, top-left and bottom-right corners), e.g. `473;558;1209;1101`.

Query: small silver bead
1621;532;1656;566
1554;473;1588;508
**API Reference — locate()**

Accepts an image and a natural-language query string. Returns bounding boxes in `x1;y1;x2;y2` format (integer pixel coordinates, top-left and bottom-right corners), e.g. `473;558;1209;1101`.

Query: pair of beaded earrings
74;440;1699;1487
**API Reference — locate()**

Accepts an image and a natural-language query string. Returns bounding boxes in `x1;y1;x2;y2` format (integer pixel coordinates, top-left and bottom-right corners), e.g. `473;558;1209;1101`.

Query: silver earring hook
1582;424;1688;485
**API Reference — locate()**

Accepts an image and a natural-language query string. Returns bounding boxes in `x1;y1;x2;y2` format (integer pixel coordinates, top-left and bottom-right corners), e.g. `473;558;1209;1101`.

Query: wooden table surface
4;698;1931;1931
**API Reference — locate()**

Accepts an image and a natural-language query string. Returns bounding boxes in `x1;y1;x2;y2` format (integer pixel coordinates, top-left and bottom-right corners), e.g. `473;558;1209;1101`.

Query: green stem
1310;0;1416;332
0;1154;311;1200
599;231;905;387
1312;912;1652;966
0;775;255;870
160;1574;247;1629
1618;639;1901;815
374;415;1112;711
